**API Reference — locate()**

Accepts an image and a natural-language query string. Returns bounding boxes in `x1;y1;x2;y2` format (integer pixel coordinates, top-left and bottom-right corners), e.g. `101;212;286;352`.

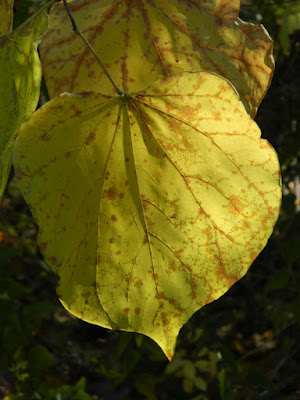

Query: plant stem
62;0;125;96
15;0;57;32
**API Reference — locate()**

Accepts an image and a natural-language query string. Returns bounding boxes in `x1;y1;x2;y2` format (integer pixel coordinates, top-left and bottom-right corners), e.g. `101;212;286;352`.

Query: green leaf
279;2;300;55
75;377;87;391
220;346;240;375
218;368;237;400
0;0;13;34
40;0;274;116
183;360;196;380
194;376;207;392
13;71;281;360
218;368;227;400
0;12;48;201
134;373;160;400
28;344;54;378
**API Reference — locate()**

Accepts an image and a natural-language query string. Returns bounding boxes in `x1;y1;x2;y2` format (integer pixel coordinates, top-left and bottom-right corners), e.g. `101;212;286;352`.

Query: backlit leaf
0;0;13;34
13;72;281;360
40;0;274;116
0;12;48;200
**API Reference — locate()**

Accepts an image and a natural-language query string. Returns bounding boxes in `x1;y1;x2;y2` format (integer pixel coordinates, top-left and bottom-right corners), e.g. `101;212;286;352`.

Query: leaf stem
62;0;125;96
15;0;57;32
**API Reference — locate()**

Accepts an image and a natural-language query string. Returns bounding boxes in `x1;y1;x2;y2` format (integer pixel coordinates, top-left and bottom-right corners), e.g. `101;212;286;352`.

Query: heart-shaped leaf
13;72;281;359
40;0;274;116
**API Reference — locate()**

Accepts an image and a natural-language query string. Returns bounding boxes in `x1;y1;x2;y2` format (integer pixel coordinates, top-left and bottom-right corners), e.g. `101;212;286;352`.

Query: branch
62;0;125;96
15;0;57;32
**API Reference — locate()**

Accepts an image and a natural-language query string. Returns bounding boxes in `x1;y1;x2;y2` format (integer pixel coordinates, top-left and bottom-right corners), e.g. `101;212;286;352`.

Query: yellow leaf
13;72;281;360
0;13;49;201
0;0;13;35
40;0;274;116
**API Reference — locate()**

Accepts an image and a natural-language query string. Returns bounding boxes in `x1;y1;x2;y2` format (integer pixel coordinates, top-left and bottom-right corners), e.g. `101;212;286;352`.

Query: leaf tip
166;351;173;362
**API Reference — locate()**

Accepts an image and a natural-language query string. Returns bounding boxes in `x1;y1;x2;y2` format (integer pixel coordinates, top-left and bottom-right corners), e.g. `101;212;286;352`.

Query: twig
15;0;57;32
272;345;300;379
62;0;125;96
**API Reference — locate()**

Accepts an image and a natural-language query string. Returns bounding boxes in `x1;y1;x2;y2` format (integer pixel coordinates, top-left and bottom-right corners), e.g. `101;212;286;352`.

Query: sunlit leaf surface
40;0;274;116
13;72;281;359
0;0;13;34
0;13;48;200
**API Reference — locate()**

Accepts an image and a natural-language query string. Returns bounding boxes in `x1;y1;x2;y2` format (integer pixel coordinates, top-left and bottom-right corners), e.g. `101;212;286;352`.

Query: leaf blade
13;72;281;359
0;0;13;35
0;12;48;200
40;0;274;115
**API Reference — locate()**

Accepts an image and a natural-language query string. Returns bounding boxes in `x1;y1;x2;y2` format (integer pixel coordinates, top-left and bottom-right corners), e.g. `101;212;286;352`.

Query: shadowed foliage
0;11;48;201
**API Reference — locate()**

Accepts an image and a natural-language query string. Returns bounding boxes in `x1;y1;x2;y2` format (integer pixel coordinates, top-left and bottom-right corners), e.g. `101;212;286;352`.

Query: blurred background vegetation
1;0;300;399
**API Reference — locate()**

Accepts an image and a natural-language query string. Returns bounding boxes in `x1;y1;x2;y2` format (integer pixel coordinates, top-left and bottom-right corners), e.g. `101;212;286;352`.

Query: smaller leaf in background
134;373;161;400
0;0;13;35
41;378;93;400
279;1;300;55
218;368;237;400
219;368;227;400
0;11;49;202
220;346;241;376
13;0;44;30
1;312;28;355
28;344;54;379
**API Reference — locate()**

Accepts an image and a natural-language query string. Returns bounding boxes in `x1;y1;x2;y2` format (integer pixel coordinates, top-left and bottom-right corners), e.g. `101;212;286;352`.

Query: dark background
0;0;299;399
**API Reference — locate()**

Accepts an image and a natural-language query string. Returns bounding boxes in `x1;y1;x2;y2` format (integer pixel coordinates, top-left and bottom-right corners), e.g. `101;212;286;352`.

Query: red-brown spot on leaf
39;242;48;251
103;186;118;200
161;312;170;326
40;133;50;141
135;307;141;315
49;256;60;266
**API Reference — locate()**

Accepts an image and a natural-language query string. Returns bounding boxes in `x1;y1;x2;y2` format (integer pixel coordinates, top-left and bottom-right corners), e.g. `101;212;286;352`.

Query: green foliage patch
0;10;48;201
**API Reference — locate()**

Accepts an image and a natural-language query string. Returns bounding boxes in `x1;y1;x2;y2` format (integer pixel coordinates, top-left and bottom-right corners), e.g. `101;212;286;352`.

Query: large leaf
0;0;13;34
0;12;49;200
13;72;281;360
39;0;274;116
